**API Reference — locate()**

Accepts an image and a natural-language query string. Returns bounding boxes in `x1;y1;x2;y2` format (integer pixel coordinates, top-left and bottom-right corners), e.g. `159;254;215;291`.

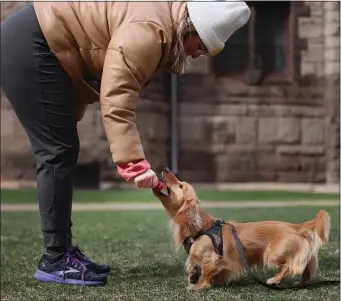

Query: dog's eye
179;184;183;189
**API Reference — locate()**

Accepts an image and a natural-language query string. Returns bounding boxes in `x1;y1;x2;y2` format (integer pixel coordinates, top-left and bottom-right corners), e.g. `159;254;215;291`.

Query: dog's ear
174;195;201;225
172;200;202;246
183;185;198;204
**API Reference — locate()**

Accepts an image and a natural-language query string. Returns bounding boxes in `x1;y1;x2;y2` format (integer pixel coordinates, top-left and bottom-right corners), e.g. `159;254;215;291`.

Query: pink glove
117;159;161;189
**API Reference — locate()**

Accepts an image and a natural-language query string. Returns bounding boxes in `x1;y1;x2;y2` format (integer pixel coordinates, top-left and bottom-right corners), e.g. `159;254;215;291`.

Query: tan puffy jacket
34;1;186;164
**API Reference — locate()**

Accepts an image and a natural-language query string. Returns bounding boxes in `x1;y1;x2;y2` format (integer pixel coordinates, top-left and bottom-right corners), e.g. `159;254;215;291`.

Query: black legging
1;5;78;252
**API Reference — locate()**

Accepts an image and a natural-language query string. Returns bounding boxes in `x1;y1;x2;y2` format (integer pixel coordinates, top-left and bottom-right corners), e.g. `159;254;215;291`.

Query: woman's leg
1;5;77;255
1;5;109;284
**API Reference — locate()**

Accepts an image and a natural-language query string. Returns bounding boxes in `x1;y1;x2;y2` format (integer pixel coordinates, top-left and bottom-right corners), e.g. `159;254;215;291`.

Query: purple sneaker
70;245;110;275
34;252;107;286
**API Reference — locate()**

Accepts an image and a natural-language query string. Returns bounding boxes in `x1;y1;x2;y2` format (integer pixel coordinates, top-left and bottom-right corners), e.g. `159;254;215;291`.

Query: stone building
1;1;340;187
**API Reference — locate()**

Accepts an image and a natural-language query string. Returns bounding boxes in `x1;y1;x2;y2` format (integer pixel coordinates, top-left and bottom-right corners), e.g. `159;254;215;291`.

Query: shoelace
62;253;87;282
73;246;92;263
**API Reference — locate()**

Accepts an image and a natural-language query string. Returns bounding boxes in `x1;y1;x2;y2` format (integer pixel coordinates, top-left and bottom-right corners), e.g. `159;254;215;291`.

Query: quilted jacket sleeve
100;22;166;164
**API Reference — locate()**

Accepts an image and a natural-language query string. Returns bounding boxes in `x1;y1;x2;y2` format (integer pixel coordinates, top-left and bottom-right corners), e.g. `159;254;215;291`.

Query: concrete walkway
1;180;339;193
1;200;339;212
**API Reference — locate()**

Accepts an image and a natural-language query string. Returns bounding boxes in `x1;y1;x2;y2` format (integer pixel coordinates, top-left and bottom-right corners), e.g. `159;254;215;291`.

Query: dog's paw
187;282;211;291
266;277;280;285
187;284;197;291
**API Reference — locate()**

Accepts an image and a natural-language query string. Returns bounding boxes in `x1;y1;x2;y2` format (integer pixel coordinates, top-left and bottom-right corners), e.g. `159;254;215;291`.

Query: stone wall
1;1;339;184
177;1;340;183
322;2;340;184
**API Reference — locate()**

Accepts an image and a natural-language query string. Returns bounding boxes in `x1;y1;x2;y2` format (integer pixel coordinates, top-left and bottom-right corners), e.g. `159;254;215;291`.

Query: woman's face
183;34;208;59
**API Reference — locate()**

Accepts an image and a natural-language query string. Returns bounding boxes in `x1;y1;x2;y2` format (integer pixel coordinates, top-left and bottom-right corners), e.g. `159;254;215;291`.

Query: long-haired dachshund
153;168;331;291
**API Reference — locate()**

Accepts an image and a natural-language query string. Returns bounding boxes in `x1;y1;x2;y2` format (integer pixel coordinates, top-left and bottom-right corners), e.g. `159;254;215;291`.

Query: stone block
323;22;340;37
94;110;107;139
179;151;215;181
302;118;325;145
316;62;324;77
324;10;340;23
308;44;323;61
308;2;322;9
258;154;301;172
179;104;216;116
259;118;300;144
137;113;168;140
298;17;311;28
299;24;323;39
323;2;340;11
215;154;258;181
180;140;208;152
180;170;215;183
325;62;340;75
216;78;250;96
310;8;322;17
0;109;16;137
179;118;205;141
248;105;290;117
300;156;326;173
236;117;257;145
290;106;326;117
77;110;97;147
324;49;339;62
215;171;259;182
216;104;248;116
226;145;275;155
206;117;236;146
301;62;316;76
277;145;324;156
296;3;310;17
324;36;340;48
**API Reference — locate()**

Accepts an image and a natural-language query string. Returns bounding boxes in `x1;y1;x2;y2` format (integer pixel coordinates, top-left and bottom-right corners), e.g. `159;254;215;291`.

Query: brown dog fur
153;170;331;291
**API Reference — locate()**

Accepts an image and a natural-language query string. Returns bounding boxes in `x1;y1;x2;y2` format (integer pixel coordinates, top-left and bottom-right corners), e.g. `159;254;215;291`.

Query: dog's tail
313;210;331;243
298;210;331;243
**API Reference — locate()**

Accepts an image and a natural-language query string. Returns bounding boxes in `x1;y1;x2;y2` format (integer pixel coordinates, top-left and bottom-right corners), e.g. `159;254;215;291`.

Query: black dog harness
183;219;225;256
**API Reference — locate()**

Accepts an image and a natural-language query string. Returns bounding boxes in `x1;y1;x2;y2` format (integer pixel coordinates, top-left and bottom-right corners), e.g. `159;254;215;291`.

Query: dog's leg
188;262;218;291
185;256;201;284
295;255;318;286
266;263;289;285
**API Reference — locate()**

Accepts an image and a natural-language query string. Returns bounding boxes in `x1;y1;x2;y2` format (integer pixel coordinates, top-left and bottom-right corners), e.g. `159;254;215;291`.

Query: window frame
210;1;295;85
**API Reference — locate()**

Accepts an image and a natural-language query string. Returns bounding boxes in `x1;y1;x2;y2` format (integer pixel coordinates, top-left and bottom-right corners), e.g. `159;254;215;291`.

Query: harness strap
183;237;195;255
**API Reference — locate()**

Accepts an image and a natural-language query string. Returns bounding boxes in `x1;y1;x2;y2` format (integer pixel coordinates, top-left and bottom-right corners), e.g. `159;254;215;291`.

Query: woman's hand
133;169;159;188
117;159;162;189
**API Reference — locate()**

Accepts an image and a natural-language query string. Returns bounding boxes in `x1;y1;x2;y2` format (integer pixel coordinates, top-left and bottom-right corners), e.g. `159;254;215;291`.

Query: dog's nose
163;167;171;173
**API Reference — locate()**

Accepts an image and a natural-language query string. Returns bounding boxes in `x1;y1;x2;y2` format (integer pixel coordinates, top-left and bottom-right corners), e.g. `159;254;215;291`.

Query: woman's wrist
117;159;150;182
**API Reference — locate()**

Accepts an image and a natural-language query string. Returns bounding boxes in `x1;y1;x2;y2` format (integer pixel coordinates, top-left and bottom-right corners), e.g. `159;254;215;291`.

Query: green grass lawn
1;188;339;204
1;206;339;301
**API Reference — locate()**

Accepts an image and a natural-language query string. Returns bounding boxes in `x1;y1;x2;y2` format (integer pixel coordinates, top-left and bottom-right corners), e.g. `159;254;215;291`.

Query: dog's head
152;167;199;218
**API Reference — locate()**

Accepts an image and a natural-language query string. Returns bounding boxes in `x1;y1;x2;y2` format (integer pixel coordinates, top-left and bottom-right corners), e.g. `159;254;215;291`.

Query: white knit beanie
187;0;251;56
